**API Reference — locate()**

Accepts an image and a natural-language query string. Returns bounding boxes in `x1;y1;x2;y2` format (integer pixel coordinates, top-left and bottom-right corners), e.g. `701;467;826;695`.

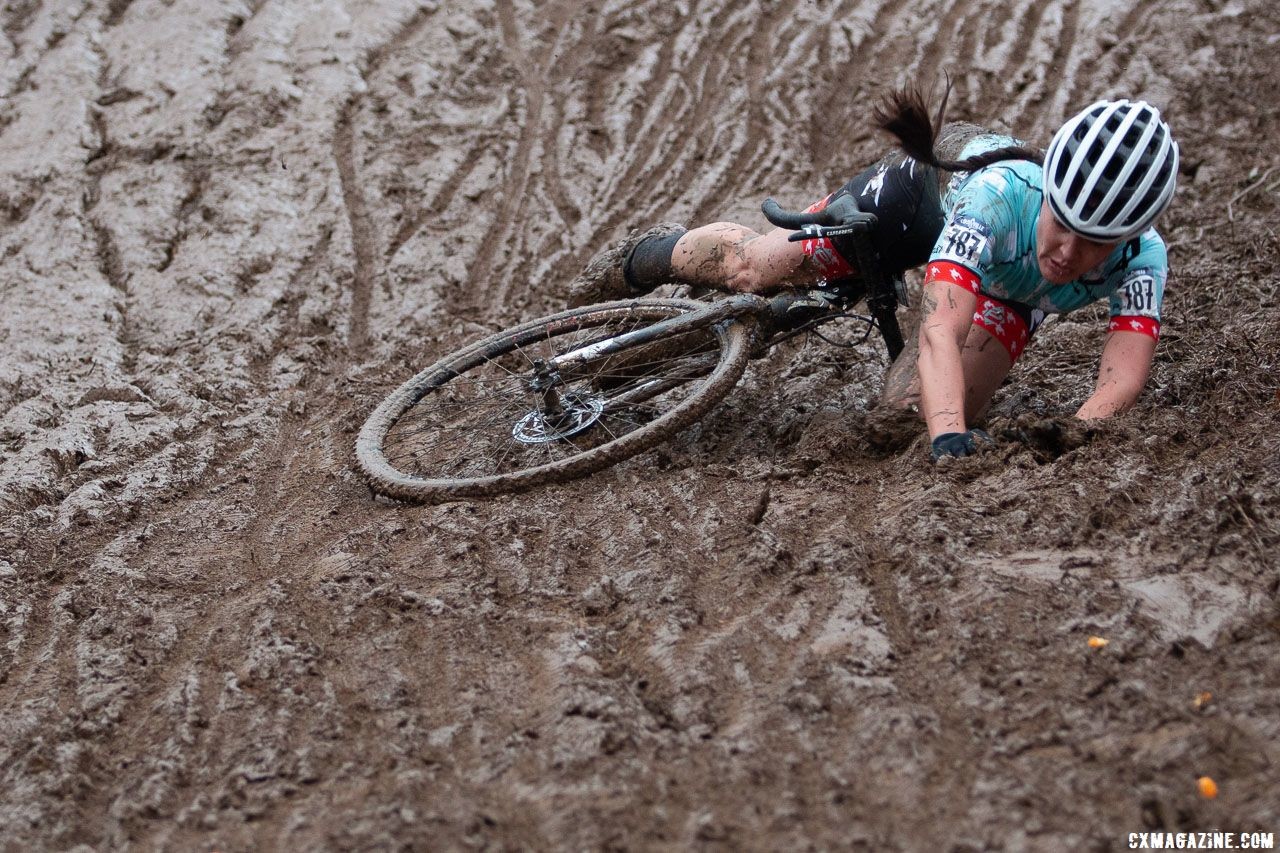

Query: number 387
1122;276;1156;312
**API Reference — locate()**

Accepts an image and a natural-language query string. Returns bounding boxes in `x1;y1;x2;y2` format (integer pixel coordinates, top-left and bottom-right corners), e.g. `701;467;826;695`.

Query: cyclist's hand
930;429;993;461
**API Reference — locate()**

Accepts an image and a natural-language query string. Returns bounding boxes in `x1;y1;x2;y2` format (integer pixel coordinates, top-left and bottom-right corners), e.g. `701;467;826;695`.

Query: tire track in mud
564;1;771;242
685;0;808;224
544;475;983;840
571;488;848;735
335;4;441;353
98;415;313;769
1;3;87;103
583;9;697;235
951;0;1000;111
84;39;135;376
860;545;982;842
372;7;515;265
659;9;741;223
461;0;579;312
1015;0;1082;131
0;418;277;762
385;145;487;262
0;577;74;723
911;0;975;99
103;0;136;29
273;225;335;340
491;3;595;298
802;0;1080;149
1091;0;1161;96
156;164;209;274
334;106;380;356
998;0;1056;119
2;345;333;779
1;1;40;46
807;0;901;166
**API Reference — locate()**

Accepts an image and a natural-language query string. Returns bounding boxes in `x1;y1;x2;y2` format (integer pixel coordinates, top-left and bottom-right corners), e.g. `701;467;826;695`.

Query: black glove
931;429;993;461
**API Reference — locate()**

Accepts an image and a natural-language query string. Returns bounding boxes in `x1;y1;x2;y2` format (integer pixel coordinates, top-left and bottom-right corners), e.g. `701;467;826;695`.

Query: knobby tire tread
356;298;752;502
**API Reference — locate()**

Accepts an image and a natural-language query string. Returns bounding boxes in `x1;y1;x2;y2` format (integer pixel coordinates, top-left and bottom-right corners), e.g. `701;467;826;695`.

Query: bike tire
356;297;752;502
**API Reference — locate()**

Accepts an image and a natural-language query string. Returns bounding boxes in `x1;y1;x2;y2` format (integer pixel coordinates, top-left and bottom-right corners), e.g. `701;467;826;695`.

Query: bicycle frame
531;286;871;418
551;281;869;369
549;293;769;373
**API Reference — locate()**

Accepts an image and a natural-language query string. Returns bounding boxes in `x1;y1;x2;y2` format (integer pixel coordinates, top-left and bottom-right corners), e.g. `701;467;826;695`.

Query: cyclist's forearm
915;282;972;437
1075;389;1137;420
1075;330;1156;420
1076;373;1146;420
917;321;967;437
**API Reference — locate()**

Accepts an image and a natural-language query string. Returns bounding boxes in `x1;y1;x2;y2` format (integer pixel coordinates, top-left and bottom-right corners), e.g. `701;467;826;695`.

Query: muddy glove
931;429;993;461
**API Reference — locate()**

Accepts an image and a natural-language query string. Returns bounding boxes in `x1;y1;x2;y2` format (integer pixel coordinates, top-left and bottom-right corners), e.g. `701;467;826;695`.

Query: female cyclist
566;88;1179;461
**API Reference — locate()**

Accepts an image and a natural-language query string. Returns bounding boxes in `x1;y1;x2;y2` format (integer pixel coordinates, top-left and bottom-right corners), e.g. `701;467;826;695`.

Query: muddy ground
2;0;1279;850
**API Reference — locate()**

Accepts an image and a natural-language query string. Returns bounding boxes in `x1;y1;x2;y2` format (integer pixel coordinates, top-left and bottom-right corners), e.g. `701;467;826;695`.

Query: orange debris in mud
1193;691;1213;709
1087;636;1109;648
1198;776;1218;799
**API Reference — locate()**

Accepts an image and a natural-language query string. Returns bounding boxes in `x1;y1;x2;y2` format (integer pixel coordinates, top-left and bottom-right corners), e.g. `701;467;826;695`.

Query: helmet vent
1042;99;1179;240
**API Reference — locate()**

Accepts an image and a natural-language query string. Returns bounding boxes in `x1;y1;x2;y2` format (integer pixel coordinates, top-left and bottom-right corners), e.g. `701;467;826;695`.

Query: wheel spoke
386;409;527;462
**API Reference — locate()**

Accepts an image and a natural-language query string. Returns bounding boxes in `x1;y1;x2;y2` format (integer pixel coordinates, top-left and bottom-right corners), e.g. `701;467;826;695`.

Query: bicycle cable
770;311;877;349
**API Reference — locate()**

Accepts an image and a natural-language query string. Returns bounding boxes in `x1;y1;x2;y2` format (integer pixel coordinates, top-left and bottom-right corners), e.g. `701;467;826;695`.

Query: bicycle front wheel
356;298;752;502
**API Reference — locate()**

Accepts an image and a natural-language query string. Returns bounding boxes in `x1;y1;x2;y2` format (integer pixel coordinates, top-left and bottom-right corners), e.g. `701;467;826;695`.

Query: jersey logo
978;302;1009;333
934;215;990;268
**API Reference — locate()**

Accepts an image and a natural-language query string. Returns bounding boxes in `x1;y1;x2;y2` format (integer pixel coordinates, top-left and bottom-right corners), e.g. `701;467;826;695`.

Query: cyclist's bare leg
670;222;826;294
881;323;1014;423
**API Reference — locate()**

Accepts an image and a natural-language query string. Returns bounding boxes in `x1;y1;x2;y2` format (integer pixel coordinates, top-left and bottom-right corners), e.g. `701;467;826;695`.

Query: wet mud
2;0;1279;849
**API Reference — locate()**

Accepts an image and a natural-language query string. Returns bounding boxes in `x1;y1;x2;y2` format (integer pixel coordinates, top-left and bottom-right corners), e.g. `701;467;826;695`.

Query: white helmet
1043;100;1179;242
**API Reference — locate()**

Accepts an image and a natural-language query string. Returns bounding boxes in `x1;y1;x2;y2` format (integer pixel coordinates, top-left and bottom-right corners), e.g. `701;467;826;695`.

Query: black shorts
802;122;999;279
801;151;946;279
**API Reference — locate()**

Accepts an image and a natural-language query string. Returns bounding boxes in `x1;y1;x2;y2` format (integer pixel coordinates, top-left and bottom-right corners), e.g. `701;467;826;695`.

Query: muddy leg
958;325;1015;423
880;324;923;413
670;223;826;294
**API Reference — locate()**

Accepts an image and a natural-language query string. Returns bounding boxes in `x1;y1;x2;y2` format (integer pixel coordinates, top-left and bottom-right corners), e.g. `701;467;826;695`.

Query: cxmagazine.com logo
1128;832;1276;850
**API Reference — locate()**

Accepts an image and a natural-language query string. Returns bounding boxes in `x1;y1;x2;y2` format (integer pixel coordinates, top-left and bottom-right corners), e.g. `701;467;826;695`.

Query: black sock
623;229;686;292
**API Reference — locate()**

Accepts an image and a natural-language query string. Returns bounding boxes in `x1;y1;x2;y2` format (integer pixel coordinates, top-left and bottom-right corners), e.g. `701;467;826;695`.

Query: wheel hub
512;392;605;443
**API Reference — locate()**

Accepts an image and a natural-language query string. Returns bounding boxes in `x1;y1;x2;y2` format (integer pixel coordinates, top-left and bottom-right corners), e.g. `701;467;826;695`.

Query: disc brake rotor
512;392;605;443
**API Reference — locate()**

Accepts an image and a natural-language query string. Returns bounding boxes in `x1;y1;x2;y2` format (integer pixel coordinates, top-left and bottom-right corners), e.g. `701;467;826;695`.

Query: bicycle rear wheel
356;298;752;502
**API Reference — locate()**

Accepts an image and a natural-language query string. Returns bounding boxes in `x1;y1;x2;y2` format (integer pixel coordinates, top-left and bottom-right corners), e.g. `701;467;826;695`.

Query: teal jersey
928;135;1168;330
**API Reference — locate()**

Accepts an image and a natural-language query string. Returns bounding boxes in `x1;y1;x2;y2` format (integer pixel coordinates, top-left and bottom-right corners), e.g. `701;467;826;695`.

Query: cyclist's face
1036;201;1119;283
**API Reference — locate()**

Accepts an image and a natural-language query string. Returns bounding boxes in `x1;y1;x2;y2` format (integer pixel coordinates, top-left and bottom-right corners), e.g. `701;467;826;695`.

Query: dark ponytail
873;83;1044;172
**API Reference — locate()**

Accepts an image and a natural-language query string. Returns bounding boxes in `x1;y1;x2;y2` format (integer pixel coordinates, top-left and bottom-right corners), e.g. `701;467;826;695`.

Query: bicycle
356;196;910;502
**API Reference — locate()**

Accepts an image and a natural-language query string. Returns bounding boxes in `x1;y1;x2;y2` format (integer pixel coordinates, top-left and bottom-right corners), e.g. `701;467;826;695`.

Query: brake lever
786;224;827;243
784;211;880;242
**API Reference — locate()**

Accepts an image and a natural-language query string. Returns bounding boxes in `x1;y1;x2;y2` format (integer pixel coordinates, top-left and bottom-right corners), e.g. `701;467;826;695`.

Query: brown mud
2;0;1279;849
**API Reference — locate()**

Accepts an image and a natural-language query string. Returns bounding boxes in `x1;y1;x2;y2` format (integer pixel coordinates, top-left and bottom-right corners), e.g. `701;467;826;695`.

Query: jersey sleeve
924;170;1014;294
1106;231;1169;340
